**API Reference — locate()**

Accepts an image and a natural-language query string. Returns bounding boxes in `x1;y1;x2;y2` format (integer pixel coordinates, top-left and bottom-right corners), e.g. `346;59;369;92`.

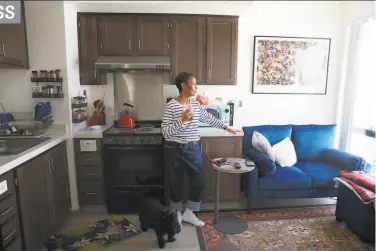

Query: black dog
136;176;181;249
138;195;181;248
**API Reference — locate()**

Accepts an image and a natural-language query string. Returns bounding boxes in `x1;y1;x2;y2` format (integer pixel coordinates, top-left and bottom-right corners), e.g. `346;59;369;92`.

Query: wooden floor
41;197;336;251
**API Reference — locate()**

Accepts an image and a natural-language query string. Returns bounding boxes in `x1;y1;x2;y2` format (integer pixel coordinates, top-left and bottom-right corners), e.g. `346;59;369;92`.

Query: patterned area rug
197;205;374;251
45;215;141;251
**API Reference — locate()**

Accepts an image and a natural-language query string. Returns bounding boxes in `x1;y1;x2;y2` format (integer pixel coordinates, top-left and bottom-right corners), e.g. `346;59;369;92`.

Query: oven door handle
106;146;161;151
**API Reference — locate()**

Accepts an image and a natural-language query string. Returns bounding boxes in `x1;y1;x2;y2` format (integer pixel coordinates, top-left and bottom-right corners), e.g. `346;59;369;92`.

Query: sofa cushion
245;149;276;177
272;137;297;167
291;124;336;161
258;166;311;190
252;131;275;161
243;125;292;153
295;161;339;188
317;148;366;171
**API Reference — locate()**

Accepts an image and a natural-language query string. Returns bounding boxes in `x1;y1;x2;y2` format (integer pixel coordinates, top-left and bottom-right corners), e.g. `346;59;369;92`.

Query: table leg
214;169;220;224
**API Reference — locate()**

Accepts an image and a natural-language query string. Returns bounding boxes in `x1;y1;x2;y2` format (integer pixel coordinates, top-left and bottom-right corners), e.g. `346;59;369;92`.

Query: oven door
103;145;164;188
198;105;221;127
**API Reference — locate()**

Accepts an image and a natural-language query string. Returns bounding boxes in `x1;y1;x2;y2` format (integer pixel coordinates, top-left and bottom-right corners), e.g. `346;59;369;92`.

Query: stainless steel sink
0;137;51;156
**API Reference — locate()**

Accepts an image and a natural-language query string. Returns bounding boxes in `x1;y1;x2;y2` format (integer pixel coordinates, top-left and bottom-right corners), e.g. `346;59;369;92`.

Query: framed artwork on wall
252;36;331;95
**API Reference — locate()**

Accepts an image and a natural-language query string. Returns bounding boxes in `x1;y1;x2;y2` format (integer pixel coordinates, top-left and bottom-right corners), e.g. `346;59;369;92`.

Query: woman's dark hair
175;72;195;93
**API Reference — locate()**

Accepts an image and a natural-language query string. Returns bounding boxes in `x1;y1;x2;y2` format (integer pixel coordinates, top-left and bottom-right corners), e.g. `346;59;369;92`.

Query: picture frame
252;36;331;95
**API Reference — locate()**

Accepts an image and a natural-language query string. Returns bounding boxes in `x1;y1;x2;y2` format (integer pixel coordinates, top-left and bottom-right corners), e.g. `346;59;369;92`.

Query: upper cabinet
99;15;135;55
136;16;169;55
77;14;238;85
78;15;100;85
171;16;205;82
206;17;238;85
98;15;169;56
0;1;29;69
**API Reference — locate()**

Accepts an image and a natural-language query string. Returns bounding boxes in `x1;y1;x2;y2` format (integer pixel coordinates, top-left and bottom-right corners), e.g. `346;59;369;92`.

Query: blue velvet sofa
241;124;368;213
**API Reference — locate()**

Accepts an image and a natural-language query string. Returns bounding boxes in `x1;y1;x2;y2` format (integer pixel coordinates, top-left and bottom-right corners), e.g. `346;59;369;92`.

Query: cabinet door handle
47;159;52;173
85;192;97;195
94;69;97;79
1;206;13;217
208;68;211;78
3;229;16;241
50;158;55;171
128;40;131;50
138;40;141;50
0;42;5;56
83;158;93;161
84;173;95;176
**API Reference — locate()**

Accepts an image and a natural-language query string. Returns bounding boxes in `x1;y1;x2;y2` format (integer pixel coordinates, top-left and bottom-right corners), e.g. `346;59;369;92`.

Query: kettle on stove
118;103;136;128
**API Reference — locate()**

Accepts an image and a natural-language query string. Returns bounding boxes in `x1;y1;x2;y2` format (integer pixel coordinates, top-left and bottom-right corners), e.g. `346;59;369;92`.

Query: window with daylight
347;18;376;172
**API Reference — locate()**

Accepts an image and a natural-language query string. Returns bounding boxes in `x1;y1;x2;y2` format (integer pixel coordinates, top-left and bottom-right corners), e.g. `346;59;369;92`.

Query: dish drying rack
0;112;51;137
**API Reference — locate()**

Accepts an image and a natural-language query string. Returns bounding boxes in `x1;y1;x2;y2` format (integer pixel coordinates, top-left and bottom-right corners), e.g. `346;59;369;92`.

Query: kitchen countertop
73;125;243;138
199;127;244;137
73;124;113;138
0;127;67;176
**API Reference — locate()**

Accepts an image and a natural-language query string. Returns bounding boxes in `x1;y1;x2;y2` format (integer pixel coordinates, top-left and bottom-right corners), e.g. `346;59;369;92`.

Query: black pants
164;141;205;211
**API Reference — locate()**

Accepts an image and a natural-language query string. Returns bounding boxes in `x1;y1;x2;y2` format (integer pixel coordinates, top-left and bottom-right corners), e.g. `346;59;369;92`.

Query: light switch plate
0;180;8;196
80;140;97;152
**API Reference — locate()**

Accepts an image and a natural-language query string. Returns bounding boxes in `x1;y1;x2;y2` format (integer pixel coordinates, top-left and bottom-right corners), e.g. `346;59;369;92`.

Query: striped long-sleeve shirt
162;99;227;143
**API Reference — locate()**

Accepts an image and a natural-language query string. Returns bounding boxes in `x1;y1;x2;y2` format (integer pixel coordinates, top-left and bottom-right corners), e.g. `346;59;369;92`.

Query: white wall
74;1;343;128
0;1;69;125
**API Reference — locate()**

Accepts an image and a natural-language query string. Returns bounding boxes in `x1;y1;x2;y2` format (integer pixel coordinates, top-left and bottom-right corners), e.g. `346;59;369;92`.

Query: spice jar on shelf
39;70;45;79
48;70;55;80
55;69;61;79
31;71;38;79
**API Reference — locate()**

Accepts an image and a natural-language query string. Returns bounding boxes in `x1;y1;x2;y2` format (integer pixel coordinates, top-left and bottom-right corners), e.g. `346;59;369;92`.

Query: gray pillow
252;131;275;162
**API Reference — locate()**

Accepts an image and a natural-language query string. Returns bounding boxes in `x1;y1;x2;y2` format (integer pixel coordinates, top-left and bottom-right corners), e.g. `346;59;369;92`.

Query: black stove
103;120;164;213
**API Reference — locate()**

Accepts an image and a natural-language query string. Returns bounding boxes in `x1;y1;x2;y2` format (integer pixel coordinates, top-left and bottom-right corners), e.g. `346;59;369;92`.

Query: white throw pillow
252;131;275;162
272;137;297;167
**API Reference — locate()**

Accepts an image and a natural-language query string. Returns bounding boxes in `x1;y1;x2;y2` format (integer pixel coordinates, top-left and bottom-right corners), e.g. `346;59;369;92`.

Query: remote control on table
234;162;241;169
245;160;255;167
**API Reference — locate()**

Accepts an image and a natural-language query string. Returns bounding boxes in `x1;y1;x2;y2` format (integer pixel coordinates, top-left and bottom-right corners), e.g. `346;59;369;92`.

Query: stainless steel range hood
95;55;171;72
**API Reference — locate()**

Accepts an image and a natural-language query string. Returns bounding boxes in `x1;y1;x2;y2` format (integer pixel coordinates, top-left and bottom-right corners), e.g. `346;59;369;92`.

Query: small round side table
208;157;254;251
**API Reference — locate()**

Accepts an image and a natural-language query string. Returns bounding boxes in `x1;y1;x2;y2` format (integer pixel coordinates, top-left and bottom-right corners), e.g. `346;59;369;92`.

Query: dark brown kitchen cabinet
200;137;242;203
0;171;22;251
171;16;205;82
16;154;52;251
0;1;29;69
78;15;100;85
99;15;135;55
206;17;238;85
16;142;70;251
48;142;71;233
136;16;169;55
74;139;106;212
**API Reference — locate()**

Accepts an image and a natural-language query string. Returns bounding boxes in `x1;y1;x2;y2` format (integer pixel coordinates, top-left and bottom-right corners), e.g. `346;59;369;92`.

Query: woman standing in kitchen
162;72;242;227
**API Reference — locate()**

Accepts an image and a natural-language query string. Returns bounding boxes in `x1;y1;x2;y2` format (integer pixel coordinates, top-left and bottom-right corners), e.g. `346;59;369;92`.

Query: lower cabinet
74;139;106;212
0;171;22;251
16;142;70;251
200;137;242;203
